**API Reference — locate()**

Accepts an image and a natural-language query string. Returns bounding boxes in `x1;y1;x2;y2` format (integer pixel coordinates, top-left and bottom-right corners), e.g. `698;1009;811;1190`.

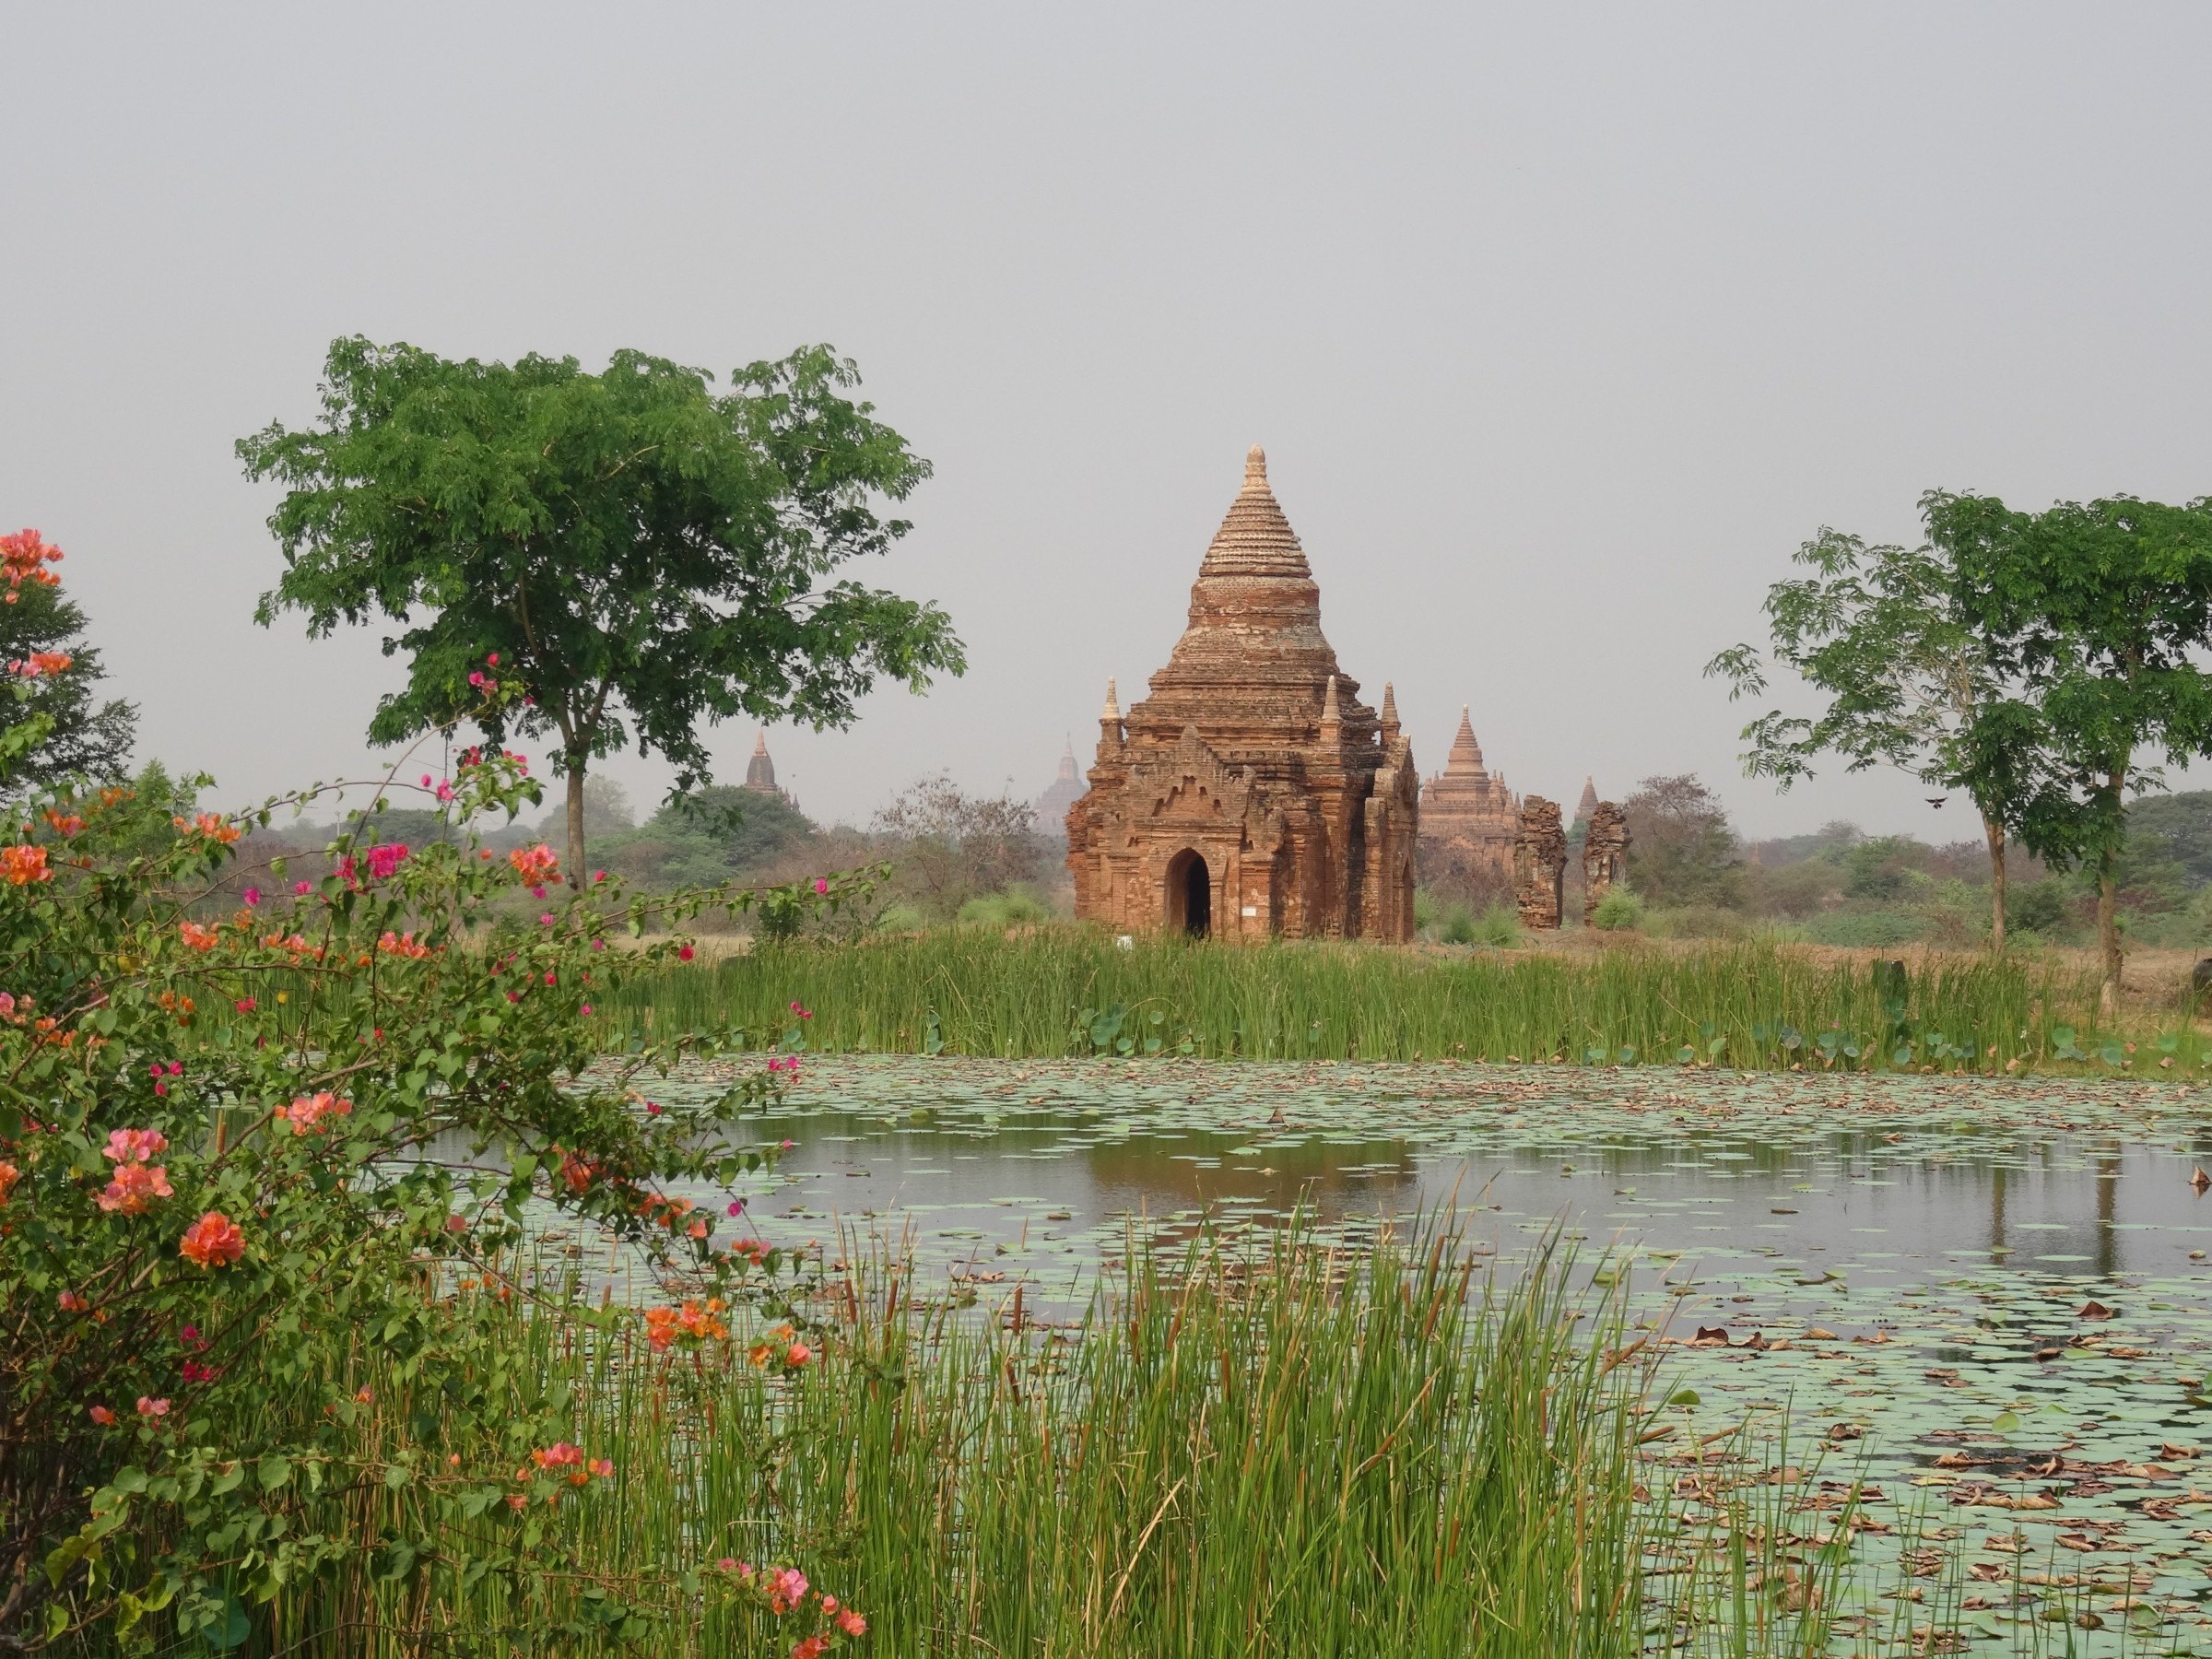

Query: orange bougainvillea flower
171;811;241;845
0;530;65;601
176;921;220;952
0;845;52;885
0;1159;17;1203
179;1210;245;1268
508;842;559;882
273;1091;352;1136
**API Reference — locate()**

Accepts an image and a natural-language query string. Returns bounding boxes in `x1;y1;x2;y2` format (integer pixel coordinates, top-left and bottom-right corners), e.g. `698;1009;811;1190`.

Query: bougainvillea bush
0;532;869;1655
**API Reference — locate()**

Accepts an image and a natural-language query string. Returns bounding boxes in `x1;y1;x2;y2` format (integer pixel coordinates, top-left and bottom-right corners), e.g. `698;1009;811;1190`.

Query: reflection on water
628;1057;2212;1299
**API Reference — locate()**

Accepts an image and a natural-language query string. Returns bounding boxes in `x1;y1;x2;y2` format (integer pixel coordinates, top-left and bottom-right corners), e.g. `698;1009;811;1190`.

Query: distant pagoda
743;732;787;802
1418;707;1519;889
1036;736;1085;838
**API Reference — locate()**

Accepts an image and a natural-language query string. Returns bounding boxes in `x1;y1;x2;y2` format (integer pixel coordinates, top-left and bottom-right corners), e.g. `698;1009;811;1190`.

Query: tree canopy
1705;523;2033;947
240;338;964;877
1932;489;2212;1006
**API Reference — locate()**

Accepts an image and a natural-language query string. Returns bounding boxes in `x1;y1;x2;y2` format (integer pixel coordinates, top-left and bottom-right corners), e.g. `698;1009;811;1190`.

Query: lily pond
629;1056;2212;1653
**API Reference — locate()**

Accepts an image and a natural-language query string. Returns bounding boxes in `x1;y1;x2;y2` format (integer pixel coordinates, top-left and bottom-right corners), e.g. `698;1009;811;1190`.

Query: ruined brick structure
1582;801;1629;923
1418;707;1521;896
1065;446;1418;941
1512;796;1567;929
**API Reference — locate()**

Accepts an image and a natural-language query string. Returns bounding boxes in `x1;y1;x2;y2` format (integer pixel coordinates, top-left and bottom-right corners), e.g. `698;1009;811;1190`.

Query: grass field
601;926;2196;1073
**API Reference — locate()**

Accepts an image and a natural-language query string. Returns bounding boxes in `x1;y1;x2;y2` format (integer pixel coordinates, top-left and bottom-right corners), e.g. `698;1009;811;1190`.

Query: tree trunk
564;763;588;889
2097;756;2128;1018
1983;815;2007;955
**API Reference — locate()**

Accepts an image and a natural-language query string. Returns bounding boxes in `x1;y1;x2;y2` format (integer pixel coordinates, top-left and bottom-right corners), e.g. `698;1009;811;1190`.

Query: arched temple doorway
1165;848;1211;937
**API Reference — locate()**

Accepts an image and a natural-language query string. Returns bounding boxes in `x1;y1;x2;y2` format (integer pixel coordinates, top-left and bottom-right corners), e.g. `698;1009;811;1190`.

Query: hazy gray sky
6;5;2211;838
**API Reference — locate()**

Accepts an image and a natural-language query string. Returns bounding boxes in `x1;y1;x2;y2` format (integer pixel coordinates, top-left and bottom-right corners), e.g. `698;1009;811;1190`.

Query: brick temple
1418;707;1521;892
1065;446;1418;940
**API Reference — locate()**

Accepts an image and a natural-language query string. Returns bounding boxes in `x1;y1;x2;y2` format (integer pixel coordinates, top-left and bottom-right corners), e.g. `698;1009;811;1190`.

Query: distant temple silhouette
1035;736;1084;838
742;732;792;806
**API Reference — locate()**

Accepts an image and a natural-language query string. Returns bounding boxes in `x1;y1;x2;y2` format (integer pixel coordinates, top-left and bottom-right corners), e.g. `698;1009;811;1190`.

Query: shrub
1470;901;1522;948
0;561;869;1653
1440;904;1477;946
956;888;1051;929
1590;888;1645;932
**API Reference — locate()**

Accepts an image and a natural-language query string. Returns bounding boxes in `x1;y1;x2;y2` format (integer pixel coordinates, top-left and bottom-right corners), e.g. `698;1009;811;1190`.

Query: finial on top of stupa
1056;734;1077;781
1101;677;1121;720
1245;444;1267;487
1381;681;1398;721
1320;673;1341;728
752;731;769;756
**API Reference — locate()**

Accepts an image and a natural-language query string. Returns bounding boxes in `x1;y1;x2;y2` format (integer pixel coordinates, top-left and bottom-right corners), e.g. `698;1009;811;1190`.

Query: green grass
219;1221;1850;1657
602;927;2174;1072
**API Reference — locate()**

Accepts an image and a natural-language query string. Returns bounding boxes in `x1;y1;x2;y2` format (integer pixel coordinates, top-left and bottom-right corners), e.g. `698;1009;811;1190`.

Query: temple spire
1380;681;1400;744
1320;673;1341;731
1102;677;1120;720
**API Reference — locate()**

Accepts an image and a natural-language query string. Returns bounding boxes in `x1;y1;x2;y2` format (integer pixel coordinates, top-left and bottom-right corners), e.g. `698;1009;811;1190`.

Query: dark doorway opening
1167;849;1211;937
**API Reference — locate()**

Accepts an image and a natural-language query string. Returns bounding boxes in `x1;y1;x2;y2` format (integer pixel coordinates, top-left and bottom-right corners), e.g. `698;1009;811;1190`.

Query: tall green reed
603;929;2147;1072
205;1221;1852;1656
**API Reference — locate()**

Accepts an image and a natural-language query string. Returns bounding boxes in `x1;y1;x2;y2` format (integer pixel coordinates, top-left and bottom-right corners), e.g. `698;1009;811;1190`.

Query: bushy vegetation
0;580;869;1652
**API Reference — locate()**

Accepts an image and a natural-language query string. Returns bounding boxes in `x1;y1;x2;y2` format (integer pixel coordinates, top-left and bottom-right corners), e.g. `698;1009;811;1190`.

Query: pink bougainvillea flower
235;997;256;1013
98;1160;173;1213
587;1457;613;1478
136;1395;170;1418
814;877;829;895
180;1211;245;1268
294;879;312;895
785;1342;813;1368
104;1127;170;1163
835;1607;867;1637
88;1404;115;1425
241;886;261;906
57;1289;87;1312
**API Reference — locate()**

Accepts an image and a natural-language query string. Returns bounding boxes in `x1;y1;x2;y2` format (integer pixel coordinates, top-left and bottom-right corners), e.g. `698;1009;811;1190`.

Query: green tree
1706;526;2032;950
2120;791;2212;888
0;531;135;789
1931;490;2212;1012
1620;773;1740;908
240;337;964;881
